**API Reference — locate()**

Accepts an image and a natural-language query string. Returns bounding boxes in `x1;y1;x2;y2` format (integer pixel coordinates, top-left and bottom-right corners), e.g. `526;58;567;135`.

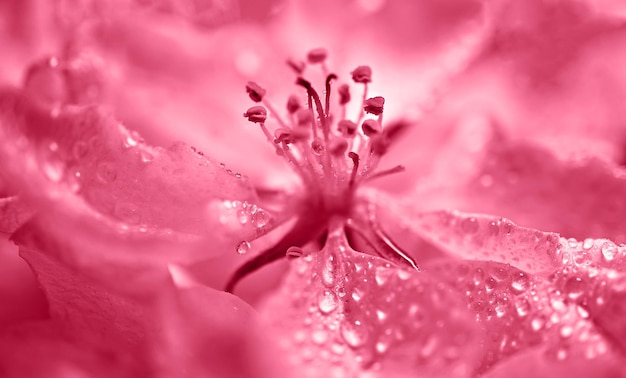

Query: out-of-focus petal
458;139;626;243
0;196;34;234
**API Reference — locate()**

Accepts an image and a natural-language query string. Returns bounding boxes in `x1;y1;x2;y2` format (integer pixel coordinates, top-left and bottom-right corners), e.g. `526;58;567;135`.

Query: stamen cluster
228;49;415;292
243;49;398;214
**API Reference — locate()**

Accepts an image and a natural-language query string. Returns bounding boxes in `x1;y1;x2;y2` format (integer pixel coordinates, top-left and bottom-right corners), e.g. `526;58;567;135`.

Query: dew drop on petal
582;238;594;250
560;325;574;339
564;276;585;300
113;202;141;225
460;217;479;234
515;297;530;317
531;315;545;331
311;329;329;345
140;150;154;163
252;210;269;228
318;290;338;314
601;241;617;261
236;241;250;255
511;272;530;293
341;320;369;348
96;161;118;183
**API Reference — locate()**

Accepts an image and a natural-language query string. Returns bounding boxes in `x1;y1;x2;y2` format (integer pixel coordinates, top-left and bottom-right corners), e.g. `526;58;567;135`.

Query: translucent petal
258;226;481;377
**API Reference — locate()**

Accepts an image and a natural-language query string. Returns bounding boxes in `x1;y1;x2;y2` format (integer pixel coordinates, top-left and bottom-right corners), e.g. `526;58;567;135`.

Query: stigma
226;48;418;292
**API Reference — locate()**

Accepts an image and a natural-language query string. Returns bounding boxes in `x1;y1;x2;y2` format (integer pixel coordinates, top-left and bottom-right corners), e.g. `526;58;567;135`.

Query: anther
325;74;337;117
296;77;330;140
364;96;385;115
286;246;304;259
274;127;308;144
328;137;349;156
287;95;302;114
307;48;328;64
348;151;360;186
338;84;350;105
246;81;266;103
362;119;382;136
287;59;306;75
351;66;372;84
243;106;267;123
338;120;358;137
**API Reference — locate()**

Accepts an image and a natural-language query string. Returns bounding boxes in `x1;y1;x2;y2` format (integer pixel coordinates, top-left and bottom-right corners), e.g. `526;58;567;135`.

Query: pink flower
2;1;626;377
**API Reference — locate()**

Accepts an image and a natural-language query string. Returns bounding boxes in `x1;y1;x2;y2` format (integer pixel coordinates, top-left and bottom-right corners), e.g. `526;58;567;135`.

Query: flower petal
259;225;481;377
460;139;626;243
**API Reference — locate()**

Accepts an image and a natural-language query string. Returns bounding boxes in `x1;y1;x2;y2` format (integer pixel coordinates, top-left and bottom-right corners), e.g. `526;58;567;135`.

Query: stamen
324;74;337;117
350;66;372;84
246;82;266;103
338;120;357;138
243;106;267;124
362;119;382;137
306;48;328;64
286;59;305;75
286;246;304;259
296;77;330;141
364;96;385;116
225;214;327;293
365;165;405;181
286;95;302;114
348;152;360;187
367;203;420;271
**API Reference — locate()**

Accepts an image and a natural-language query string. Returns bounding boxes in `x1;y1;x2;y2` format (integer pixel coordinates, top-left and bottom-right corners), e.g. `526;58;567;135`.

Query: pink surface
2;0;626;377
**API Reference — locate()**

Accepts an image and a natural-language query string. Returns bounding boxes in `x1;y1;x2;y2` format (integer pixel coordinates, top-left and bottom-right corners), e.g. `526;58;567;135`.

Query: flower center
226;49;418;292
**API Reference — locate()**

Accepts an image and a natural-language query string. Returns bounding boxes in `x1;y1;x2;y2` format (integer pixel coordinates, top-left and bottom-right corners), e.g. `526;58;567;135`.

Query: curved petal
258;224;481;377
457;139;626;243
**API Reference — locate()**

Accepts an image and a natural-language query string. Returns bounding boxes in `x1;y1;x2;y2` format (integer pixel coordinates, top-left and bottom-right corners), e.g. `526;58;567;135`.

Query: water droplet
140;150;154;163
567;238;579;248
550;296;567;313
582;238;594;250
311;329;328;345
461;217;479;234
72;141;89;160
574;250;591;266
531;316;545;331
236;241;250;255
252;210;269;228
397;269;411;280
375;267;390;286
337;287;347;298
500;220;513;235
601;241;617;261
351;287;364;302
318;290;338;314
123;129;142;148
341;320;369;348
494;298;508;317
564;276;585;300
560;325;574;339
556;347;568;360
376;310;387;322
511;272;530;293
113;202;141;225
488;221;499;236
473;268;485;285
515;297;530;317
96;161;117;183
